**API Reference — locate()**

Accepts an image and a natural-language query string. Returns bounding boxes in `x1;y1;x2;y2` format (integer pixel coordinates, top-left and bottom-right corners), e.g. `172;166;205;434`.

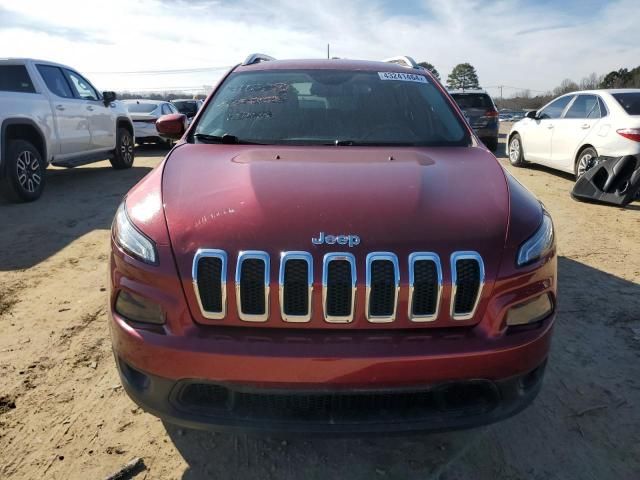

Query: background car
0;58;134;202
449;89;499;151
170;99;203;120
507;89;640;178
499;113;513;122
123;99;180;145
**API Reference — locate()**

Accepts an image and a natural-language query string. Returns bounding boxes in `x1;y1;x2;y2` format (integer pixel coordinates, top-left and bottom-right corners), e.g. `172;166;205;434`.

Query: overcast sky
1;0;638;97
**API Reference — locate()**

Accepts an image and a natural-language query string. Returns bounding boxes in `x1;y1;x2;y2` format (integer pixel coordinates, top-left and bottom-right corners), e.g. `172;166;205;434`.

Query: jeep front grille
322;253;357;323
450;252;485;320
235;251;270;322
366;253;399;322
279;252;313;322
192;250;484;324
192;249;227;320
408;253;442;322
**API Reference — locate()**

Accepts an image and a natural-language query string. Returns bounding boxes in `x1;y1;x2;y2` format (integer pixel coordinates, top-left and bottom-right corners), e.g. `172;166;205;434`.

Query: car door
64;69;114;151
523;95;574;163
550;94;603;172
36;64;91;156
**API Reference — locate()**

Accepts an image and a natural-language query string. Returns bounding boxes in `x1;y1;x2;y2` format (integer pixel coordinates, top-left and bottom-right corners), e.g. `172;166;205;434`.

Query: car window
598;97;608;117
611;92;640;115
65;70;99;101
450;93;493;109
161;104;171;115
564;95;600;119
125;102;158;113
173;100;197;116
195;69;470;147
538;95;573;119
37;65;74;99
168;104;179;114
0;65;36;93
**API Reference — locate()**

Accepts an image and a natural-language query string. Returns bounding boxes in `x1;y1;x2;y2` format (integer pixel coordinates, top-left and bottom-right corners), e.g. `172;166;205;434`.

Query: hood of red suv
162;144;508;253
160;143;510;327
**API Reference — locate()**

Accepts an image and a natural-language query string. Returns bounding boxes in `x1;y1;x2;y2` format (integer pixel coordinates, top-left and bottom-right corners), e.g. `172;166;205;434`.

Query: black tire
575;146;597;179
508;133;525;167
0;139;46;203
482;137;498;152
110;127;134;170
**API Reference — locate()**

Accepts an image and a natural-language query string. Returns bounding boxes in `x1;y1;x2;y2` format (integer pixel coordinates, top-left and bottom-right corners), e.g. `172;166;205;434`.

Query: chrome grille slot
279;252;313;322
450;252;485;320
366;253;399;323
408;253;442;322
235;251;270;322
192;249;227;320
322;253;356;323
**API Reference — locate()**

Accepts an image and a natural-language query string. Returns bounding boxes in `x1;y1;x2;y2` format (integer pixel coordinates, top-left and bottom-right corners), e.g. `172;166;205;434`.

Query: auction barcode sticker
378;72;428;83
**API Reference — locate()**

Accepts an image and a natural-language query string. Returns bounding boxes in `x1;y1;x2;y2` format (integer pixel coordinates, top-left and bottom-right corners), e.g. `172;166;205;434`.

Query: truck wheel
0;139;46;203
110;128;134;170
508;134;525;167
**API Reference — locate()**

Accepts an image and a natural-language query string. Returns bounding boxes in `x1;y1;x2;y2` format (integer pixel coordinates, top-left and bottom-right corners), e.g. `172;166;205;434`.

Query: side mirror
526;110;537;119
102;91;117;105
156;113;188;140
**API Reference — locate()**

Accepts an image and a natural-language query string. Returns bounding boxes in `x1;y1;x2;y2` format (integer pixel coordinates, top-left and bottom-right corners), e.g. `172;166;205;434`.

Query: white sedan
123;99;180;145
507;89;640;178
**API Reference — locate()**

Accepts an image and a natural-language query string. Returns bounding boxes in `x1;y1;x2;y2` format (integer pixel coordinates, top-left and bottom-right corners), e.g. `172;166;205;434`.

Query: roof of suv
234;58;432;75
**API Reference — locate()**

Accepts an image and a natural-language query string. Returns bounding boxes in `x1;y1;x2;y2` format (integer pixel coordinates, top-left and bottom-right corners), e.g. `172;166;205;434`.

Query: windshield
612;92;640;115
125;102;159;113
194;70;470;146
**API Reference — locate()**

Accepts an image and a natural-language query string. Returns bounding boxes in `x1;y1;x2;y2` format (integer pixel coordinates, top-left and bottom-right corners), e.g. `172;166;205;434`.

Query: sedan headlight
517;212;554;266
113;202;157;264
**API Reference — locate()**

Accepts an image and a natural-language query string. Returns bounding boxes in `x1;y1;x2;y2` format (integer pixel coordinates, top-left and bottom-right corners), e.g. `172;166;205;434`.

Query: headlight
517;212;554;266
113;202;157;264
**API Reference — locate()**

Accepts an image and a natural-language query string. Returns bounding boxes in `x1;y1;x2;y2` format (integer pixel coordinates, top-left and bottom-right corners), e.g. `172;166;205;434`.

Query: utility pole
499;85;503;100
327;43;330;59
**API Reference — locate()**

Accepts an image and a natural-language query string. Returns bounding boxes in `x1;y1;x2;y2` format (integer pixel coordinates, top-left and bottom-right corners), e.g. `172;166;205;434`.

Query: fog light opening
506;293;553;328
115;290;165;325
118;358;150;391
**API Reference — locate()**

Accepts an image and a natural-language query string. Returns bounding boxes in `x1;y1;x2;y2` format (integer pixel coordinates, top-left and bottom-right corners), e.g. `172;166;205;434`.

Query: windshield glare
194;70;469;146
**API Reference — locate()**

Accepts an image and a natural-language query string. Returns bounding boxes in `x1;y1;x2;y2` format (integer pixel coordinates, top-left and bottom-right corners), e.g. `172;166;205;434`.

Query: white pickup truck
0;58;135;202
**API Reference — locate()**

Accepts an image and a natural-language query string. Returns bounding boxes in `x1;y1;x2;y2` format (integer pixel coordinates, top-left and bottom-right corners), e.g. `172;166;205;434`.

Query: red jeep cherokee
109;55;557;433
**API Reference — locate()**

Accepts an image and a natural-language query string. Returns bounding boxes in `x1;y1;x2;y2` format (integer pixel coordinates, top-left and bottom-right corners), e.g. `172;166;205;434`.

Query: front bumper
110;309;554;433
116;353;547;434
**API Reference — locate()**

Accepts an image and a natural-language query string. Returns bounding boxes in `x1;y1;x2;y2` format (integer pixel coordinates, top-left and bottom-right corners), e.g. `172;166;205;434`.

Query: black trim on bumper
116;357;547;435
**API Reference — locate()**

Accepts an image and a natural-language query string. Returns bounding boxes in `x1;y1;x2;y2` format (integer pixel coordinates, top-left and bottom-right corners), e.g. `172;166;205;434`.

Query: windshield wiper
194;133;258;144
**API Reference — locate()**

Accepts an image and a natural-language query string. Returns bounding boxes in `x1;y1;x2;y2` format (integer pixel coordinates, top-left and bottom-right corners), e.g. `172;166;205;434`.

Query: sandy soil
1;127;639;480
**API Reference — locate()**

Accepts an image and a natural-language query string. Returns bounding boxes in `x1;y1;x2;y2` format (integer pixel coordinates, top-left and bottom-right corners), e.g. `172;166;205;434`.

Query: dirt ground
1;125;639;480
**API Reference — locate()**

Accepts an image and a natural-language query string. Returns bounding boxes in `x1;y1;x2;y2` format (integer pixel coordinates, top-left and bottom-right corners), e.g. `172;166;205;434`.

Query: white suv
507;89;640;178
0;58;134;202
